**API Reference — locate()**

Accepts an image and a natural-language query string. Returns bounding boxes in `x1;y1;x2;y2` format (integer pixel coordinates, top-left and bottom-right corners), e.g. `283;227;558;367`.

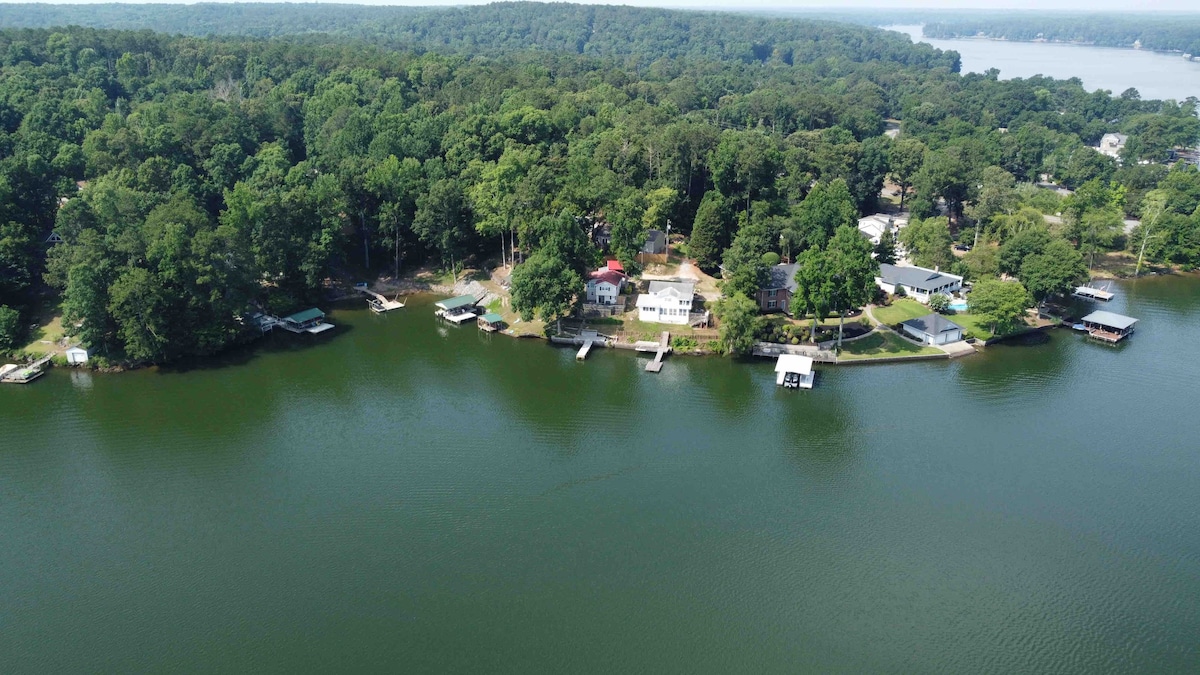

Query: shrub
761;251;780;266
928;294;950;313
894;284;906;297
790;337;799;345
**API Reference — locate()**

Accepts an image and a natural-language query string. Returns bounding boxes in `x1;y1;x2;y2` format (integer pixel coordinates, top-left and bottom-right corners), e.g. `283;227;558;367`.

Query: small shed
1081;310;1138;342
65;346;89;364
774;354;815;389
902;313;964;345
477;312;505;332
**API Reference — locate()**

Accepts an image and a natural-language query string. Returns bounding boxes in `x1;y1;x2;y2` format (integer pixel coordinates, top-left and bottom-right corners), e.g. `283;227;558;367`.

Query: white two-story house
585;265;626;305
636;280;695;325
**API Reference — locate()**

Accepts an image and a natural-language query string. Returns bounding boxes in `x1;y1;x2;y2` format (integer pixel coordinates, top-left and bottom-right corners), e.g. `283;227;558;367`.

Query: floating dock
1081;310;1137;343
358;286;405;313
774;354;815;389
576;341;593;360
0;355;51;384
1073;284;1115;301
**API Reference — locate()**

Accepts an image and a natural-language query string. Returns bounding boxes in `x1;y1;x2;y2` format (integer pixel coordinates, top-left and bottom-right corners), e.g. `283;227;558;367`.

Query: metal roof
435;295;478;311
284;308;325;323
1082;311;1138;330
774;354;814;375
902;313;963;335
480;312;504;324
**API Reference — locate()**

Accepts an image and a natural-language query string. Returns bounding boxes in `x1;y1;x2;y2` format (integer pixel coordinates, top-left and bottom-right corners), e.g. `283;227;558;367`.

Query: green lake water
2;277;1199;673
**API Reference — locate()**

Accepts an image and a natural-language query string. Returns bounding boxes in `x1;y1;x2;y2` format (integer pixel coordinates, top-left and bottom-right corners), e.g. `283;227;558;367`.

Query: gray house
901;313;964;345
642;229;667;255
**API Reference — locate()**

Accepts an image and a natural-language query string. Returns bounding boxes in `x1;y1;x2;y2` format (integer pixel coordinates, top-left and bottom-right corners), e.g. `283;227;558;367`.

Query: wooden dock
645;331;670;373
358;286;405;313
0;354;52;384
1073;285;1115;301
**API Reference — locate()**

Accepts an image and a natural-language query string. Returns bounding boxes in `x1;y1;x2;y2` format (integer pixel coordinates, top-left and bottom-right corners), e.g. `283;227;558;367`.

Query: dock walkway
358;287;405;313
1074;285;1115;301
645;331;670;373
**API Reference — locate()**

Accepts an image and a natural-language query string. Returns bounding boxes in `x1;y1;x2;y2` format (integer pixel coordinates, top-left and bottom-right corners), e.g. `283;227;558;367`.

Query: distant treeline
0;2;959;69
921;14;1200;55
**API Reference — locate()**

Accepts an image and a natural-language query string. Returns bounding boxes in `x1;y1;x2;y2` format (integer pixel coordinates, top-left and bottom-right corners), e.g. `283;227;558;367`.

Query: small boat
1071;323;1087;331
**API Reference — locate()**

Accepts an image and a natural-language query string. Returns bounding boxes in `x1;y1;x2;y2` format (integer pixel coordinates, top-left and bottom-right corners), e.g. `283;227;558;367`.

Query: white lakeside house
1097;133;1128;159
876;263;963;304
857;213;908;246
585;266;626;305
636;280;695;325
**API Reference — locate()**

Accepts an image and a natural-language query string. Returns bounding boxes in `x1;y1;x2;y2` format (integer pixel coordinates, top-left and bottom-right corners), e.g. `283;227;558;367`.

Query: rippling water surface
2;276;1199;673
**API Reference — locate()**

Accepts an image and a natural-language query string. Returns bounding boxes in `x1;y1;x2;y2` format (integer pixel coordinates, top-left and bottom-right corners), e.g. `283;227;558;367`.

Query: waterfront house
282;308;334;334
636;280;695;325
434;295;480;324
65;346;89;365
1081;310;1137;343
757;263;798;314
857;213;908;246
901;313;964;345
876;264;963;304
585;266;627;305
1097;133;1128;159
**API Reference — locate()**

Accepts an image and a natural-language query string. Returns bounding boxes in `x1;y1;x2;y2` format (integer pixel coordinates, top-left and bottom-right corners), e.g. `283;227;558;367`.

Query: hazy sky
4;0;1200;9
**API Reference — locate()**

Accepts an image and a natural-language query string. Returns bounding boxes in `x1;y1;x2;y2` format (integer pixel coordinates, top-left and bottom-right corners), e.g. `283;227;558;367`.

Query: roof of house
646;280;695;298
284;307;325;323
1103;133;1129;143
479;312;504;324
642;229;667;253
902;313;964;336
774;354;814;375
878;263;962;290
65;346;88;354
763;263;799;292
435;295;478;311
588;269;626;287
606;259;624;273
1082;310;1138;330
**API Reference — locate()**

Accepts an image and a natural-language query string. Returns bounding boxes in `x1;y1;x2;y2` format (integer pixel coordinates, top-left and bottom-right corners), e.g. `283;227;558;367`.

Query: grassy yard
871;299;930;325
838;331;944;360
945;312;996;341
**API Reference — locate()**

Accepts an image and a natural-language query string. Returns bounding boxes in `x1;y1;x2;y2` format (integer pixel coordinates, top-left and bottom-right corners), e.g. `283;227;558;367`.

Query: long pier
645;331;670;373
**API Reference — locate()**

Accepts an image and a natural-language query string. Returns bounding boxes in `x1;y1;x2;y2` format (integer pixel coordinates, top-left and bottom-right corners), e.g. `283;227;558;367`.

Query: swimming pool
949;300;969;312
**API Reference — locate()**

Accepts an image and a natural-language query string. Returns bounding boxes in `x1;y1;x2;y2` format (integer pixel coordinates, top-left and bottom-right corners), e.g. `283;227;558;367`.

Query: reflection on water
2;282;1200;673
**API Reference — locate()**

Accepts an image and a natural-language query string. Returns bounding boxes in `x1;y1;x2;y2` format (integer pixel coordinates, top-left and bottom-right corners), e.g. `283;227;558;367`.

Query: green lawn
871;299;930;325
838;331;943;360
944;312;995;341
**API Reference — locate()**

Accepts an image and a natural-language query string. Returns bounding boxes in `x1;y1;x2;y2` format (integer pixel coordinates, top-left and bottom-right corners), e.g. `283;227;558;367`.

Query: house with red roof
585;264;627;305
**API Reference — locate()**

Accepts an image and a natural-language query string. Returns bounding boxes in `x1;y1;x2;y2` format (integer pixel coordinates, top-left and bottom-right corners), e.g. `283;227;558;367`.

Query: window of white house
768;300;776;309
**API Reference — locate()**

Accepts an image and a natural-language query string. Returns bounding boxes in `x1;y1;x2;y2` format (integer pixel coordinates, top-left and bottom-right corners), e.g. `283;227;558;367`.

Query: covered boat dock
280;308;334;334
775;354;815;389
477;312;505;332
1081;310;1138;343
435;295;480;324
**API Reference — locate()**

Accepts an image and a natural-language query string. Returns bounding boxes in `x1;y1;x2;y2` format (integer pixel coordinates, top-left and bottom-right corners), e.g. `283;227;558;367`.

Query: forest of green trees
0;3;1197;363
922;13;1200;55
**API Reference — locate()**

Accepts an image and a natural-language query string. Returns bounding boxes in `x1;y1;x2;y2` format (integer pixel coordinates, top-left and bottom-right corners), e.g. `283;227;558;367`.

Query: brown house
757;263;798;314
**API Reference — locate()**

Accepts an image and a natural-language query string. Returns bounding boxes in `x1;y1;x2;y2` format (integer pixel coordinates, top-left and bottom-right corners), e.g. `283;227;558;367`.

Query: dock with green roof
435;295;481;324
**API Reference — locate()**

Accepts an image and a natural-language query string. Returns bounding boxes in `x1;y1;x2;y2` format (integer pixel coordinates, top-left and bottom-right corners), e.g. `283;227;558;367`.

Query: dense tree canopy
0;4;1196;361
